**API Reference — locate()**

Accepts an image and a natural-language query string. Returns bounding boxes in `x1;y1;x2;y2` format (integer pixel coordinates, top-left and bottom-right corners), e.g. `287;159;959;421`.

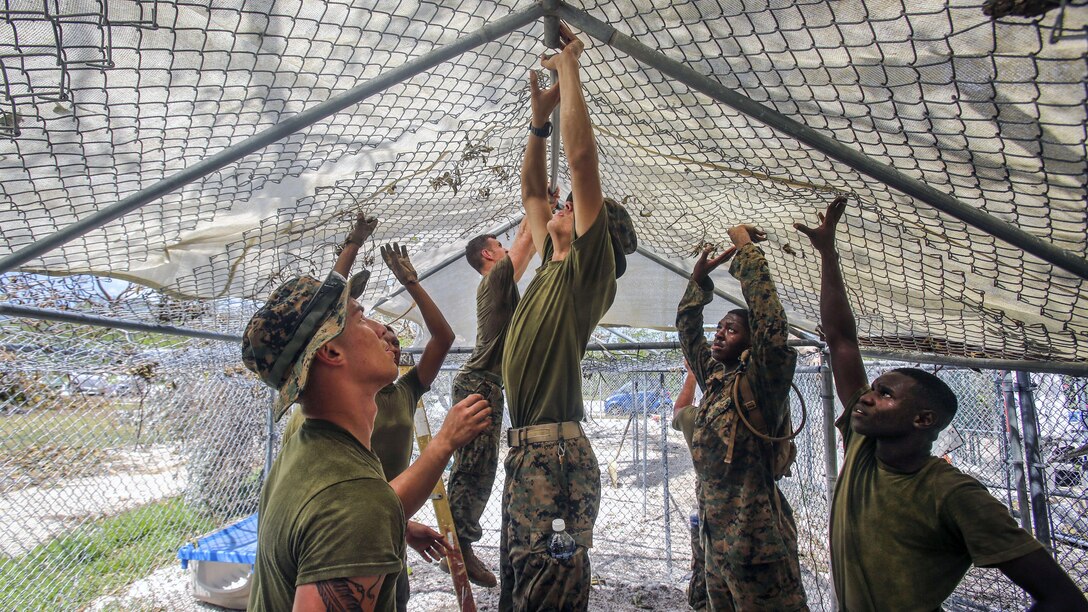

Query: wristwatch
529;121;552;138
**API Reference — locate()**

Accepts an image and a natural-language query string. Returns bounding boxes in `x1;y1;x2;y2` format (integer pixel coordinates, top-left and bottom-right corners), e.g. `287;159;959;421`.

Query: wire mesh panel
0;316;267;611
2;329;1088;609
1;0;1085;366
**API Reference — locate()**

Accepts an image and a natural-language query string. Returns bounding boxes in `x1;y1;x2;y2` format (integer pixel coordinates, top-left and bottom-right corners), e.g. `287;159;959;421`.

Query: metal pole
542;0;562;189
0;303;243;343
642;373;649;517
1016;371;1053;550
264;388;277;480
1001;372;1032;533
634;246;822;343
557;4;1088;281
857;350;1088;378
820;351;838;508
406;339;817;355
370;215;523;313
660;371;672;574
0;4;545;275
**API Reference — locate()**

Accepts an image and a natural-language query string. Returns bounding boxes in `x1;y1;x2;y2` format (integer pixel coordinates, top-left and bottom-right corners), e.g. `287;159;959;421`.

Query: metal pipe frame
634;245;822;343
1001;373;1033;533
556;4;1088;281
1015;370;1053;551
820;349;839;508
0;303;242;343
0;4;545;275
369;215;523;314
858;349;1088;378
4;301;1084;377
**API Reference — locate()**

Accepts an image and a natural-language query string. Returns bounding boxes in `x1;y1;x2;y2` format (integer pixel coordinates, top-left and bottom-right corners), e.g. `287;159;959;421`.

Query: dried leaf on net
429;169;461;195
459;139;492;165
129;362;158;381
689;240;721;258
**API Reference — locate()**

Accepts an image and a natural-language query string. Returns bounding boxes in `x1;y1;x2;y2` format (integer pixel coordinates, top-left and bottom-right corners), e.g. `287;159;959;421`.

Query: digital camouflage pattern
499;435;600;612
675;404;707;610
689;511;708;611
675;243;807;611
448;371;505;545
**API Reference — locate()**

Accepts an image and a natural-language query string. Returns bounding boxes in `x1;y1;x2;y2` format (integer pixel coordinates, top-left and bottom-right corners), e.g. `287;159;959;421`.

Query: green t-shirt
463;255;520;376
373;367;428;481
249;419;405;612
502;206;617;427
671;404;697;451
831;387;1043;611
283;368;427;481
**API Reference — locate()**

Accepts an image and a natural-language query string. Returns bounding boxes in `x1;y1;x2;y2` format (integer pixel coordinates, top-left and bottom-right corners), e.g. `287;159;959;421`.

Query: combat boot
439;543;497;588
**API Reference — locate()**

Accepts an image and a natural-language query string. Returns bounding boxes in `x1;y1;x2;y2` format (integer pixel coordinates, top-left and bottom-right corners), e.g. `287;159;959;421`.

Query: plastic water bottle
548;519;576;560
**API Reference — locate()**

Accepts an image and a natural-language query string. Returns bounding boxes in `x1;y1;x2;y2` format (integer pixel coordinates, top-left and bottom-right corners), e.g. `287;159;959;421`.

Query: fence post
820;351;838;507
660;372;672;574
1001;372;1033;533
263;387;277;480
1016;371;1053;551
642;373;649;517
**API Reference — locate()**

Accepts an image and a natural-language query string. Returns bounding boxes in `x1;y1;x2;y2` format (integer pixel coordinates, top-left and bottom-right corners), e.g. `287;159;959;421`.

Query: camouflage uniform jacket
676;243;797;565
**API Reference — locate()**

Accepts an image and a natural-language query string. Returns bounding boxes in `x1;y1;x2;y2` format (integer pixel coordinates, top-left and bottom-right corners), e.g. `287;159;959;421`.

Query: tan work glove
380;242;419;286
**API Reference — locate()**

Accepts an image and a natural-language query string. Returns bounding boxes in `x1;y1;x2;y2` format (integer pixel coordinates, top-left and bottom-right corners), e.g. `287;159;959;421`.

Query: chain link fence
1;320;1086;610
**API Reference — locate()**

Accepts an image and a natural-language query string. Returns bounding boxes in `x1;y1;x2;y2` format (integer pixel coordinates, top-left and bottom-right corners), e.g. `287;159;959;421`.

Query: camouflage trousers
702;488;807;612
499;432;600;612
689;509;707;611
448;370;505;545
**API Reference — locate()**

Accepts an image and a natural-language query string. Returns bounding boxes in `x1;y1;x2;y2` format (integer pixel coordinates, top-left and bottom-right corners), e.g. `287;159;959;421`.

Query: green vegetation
0;497;216;611
0;405;141;453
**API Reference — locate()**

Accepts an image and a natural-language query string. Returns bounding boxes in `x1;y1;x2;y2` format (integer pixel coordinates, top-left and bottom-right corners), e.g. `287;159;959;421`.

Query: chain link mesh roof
1;0;1085;364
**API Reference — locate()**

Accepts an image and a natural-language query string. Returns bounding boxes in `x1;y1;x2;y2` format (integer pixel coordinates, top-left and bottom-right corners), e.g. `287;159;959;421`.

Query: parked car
70;375;109;396
603;383;672;415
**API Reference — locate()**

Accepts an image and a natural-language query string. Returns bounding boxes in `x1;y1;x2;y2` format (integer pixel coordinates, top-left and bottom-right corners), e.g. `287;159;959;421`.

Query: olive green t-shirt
373;367;428;480
281;368;426;481
671;404;697;451
249;418;405;612
831;387;1042;611
502;206;616;427
463;255;520;376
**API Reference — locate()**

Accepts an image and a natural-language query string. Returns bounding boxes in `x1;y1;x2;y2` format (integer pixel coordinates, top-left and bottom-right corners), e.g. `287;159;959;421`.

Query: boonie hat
564;193;638;279
242;270;369;420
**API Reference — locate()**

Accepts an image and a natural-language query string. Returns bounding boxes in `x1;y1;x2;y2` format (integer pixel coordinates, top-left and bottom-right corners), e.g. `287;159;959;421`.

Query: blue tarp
177;513;258;569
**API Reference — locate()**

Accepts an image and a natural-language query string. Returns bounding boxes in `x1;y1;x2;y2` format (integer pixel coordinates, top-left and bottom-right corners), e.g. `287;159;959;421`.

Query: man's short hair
727;308;750;332
890;367;959;432
465;233;497;273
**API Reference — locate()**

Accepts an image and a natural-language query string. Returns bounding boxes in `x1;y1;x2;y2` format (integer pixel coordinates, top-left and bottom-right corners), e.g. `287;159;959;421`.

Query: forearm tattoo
315;576;382;611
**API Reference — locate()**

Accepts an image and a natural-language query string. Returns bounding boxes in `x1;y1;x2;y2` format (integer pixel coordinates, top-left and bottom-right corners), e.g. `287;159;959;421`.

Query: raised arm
542;23;603;238
522;72;559;255
389;393;490;517
676;246;736;390
333;214;378;277
674;362;697;414
995;549;1088;611
794;196;867;405
380;243;453;387
507;216;535;282
727;225;796;419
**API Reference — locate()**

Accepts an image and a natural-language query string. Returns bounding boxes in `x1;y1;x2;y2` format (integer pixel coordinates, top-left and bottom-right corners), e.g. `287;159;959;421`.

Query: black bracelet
529;121;552;138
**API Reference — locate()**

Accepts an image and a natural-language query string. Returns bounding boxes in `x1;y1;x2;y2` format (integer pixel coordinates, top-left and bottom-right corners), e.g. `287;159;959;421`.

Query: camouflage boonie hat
603;197;637;279
563;193;638;278
242;270;369;421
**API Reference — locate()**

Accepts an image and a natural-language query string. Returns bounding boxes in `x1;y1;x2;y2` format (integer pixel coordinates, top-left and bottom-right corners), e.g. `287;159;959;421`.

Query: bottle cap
552;519;565;532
